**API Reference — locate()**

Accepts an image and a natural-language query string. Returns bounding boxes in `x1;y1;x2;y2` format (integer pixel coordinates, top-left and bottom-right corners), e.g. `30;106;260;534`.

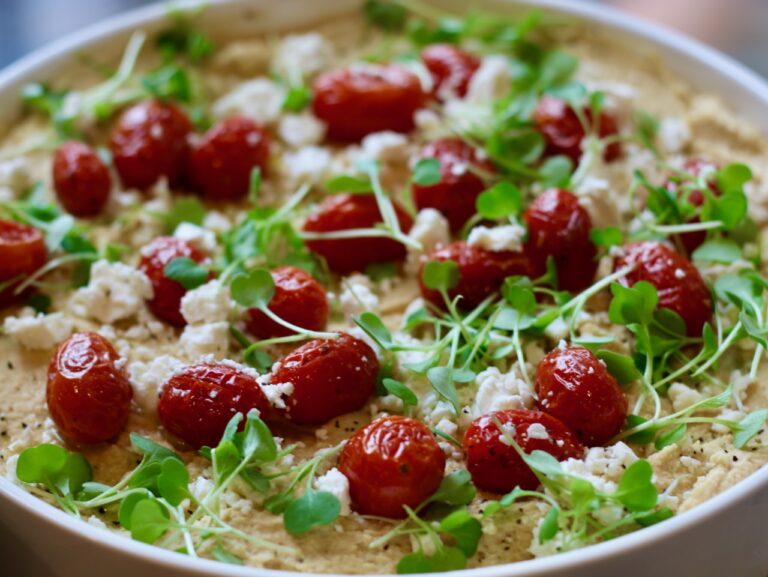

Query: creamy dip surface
1;2;768;574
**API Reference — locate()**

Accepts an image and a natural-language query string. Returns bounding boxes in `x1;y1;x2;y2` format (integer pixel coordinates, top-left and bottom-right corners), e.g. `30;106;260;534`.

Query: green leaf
397;547;467;574
440;509;482;556
608;281;658;326
536;50;578;91
16;444;68;484
422;260;459;292
130;498;171;544
56;452;92;497
625;415;657;444
429;470;476;506
241;410;278;463
709;191;747;231
156;458;189;506
364;0;407;31
160;197;206;233
382;378;418;407
476;181;522;219
354;312;393;349
118;491;152;529
46;215;75;251
164;257;209;290
249;167;262;204
538;506;559;543
596;350;641;386
590;226;623;248
502;282;536;315
412;157;442;186
230;268;275;309
427;366;460;413
325;175;373;193
523;450;563;479
104;243;132;263
613;460;657;513
282;84;312;112
142;64;191;102
212;440;241;484
692;239;742;264
733;409;768;449
538;155;572;188
25;293;51;314
654;423;687;450
130;434;180;463
715;163;752;195
283;490;341;534
635;506;674;527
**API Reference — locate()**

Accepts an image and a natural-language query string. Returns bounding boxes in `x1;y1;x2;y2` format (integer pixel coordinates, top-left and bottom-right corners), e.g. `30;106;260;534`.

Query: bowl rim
1;0;767;575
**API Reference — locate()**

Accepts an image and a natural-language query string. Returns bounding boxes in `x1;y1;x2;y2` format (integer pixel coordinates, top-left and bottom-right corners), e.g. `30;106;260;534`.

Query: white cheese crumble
472;367;534;417
202;211;232;234
314;467;352;516
526;423;550;440
560;442;637;493
282;145;332;184
212;78;286;125
272;33;333;79
658;117;692;154
667;383;703;412
180;280;232;325
0;158;33;201
278;113;326;148
261;381;294;410
70;260;153;324
3;308;74;350
128;354;186;413
179;321;230;359
339;275;380;319
464;55;511;104
173;222;217;254
467;224;525;253
357;131;409;163
405;208;451;274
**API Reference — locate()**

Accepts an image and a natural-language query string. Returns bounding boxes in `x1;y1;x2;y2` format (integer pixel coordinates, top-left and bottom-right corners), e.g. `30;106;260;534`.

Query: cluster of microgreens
16;410;351;564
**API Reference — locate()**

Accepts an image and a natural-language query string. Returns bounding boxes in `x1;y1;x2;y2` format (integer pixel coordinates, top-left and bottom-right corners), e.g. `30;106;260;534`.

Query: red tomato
158;362;273;449
421;44;480;100
109;100;192;190
272;333;379;425
138;236;211;327
535;345;628;446
188;116;271;201
339;416;445;518
0;220;47;307
419;241;530;310
52;141;111;217
524;188;597;292
412;138;495;232
533;95;621;164
303;193;413;274
47;332;133;445
246;266;329;339
463;409;584;494
615;241;712;337
312;64;426;142
664;159;721;254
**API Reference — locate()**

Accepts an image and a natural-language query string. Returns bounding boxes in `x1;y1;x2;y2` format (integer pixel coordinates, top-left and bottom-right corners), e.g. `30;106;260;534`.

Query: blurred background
0;0;767;76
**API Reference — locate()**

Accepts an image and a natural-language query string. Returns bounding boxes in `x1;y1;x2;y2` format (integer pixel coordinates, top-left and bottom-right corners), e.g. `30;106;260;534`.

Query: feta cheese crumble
180;322;230;359
70;260;153;324
467;224;526;253
314;467;352;516
180;280;232;325
128;355;186;413
472;367;535;417
278;113;326;148
464;55;511;104
3;308;74;350
174;222;218;254
339;275;380;319
272;33;333;79
212;79;286;125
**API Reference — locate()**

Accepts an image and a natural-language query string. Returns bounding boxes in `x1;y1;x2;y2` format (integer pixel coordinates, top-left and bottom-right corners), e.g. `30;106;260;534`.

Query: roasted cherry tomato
535;344;628;446
615;241;712;336
412;138;495;232
312;64;426;141
47;332;133;444
533;95;621;164
246;266;329;339
0;220;47;307
272;333;379;425
339;416;445;518
109;100;192;190
139;236;212;327
664;159;721;254
463;409;584;494
158;362;273;449
188;116;271;201
421;44;480;100
524;188;598;292
419;241;530;310
52;141;111;217
303;193;413;274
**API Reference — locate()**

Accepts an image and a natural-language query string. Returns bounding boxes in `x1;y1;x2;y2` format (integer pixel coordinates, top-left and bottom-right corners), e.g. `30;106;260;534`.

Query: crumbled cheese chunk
278;113;326;148
282;145;332;184
658;117;691;154
467;224;525;252
405;208;451;272
314;468;351;516
261;381;294;410
339;275;379;319
472;367;534;417
70;260;153;323
180;280;231;325
357;131;409;163
3;308;73;350
526;423;550;440
560;442;637;493
128;355;186;413
202;211;232;234
574;176;622;230
0;158;33;200
464;55;511;104
180;322;230;359
189;476;215;501
272;33;333;79
212;79;286;124
174;222;217;254
667;383;703;412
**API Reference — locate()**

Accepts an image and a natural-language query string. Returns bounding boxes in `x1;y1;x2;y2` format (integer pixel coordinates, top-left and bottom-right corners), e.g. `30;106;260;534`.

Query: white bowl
1;1;767;576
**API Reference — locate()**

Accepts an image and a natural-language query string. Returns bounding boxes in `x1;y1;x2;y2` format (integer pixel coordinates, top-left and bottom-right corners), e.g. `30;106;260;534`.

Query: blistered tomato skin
412;138;495;232
535;345;628;446
533;95;621;163
419;241;531;310
139;237;212;327
463;410;584;494
312;65;426;142
188;116;271;202
524;188;598;292
615;241;712;337
47;332;133;445
246;266;329;339
339;416;445;518
158;363;272;449
0;220;47;307
273;333;379;426
52;141;111;217
421;44;481;100
303;193;413;274
109;100;192;190
664;159;721;254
